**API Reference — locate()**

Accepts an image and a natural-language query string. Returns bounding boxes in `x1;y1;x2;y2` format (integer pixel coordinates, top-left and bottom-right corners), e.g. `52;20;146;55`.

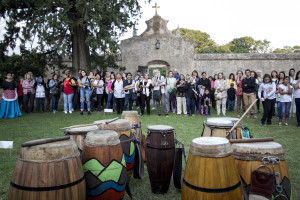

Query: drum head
94;119;131;132
190;137;232;158
85;130;120;147
64;125;99;135
20;139;79;161
205;118;233;127
147;125;174;131
232;142;285;161
121;111;139;117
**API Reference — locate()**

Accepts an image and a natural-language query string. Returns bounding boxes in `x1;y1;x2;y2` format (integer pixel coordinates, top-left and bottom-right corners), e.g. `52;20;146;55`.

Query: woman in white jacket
214;73;228;116
258;74;276;125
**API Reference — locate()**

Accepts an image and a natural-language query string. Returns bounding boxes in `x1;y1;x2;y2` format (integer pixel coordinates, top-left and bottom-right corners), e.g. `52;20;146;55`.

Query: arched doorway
147;60;170;77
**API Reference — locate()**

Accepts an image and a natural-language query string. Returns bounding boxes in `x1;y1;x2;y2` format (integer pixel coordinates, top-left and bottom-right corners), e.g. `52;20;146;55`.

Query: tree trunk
71;25;90;72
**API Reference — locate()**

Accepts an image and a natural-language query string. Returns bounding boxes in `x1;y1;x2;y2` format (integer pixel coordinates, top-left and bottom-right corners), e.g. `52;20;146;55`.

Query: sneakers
237;114;240;117
64;111;68;114
192;114;195;117
284;123;288;126
152;107;156;110
253;115;258;119
165;114;169;117
203;114;207;116
185;114;188;117
69;110;72;114
278;122;282;126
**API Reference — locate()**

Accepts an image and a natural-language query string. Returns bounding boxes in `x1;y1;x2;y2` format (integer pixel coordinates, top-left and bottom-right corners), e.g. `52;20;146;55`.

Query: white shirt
293;80;300;98
258;82;276;100
165;77;176;93
152;76;165;94
214;79;228;98
93;80;104;94
113;79;125;98
279;84;292;102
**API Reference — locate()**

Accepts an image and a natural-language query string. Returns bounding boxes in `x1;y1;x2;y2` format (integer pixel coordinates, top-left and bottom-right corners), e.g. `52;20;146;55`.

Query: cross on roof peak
152;3;160;16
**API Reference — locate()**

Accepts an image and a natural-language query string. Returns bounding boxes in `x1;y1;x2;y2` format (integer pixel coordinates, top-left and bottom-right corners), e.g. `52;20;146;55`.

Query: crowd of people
0;68;300;127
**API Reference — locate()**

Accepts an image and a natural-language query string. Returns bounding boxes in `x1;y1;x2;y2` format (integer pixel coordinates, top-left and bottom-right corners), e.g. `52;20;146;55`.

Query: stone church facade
118;14;300;76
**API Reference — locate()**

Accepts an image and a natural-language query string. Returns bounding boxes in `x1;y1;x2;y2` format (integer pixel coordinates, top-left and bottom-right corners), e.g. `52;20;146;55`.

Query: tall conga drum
146;125;175;194
202;118;237;139
8;137;86;200
182;137;243;200
232;142;291;199
94;119;135;183
82;130;127;200
64;125;99;155
121;111;146;161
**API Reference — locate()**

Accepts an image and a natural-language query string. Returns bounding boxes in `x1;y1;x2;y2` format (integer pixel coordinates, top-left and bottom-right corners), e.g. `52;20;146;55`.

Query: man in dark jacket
242;69;257;119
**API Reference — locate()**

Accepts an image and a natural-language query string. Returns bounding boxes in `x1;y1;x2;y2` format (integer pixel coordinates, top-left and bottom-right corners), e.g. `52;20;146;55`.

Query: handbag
215;92;222;100
52;87;60;96
90;88;96;99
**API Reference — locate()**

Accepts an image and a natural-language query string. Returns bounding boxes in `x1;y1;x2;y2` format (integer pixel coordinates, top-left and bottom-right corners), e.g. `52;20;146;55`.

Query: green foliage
148;67;167;77
272;46;300;53
229;36;271;53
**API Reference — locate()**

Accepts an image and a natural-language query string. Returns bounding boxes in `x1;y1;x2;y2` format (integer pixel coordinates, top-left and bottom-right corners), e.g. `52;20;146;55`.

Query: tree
229;36;271;53
272;45;300;53
0;0;150;72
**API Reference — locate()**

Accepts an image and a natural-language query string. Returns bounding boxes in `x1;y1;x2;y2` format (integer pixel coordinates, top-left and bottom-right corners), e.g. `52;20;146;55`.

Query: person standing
198;72;211;114
152;69;167;116
276;72;285;120
236;70;245;117
289;68;296;117
34;76;46;113
215;73;228;116
242;69;257;119
165;71;177;115
256;70;263;113
258;74;276;125
111;72;125;114
17;77;24;110
208;76;216;109
185;77;196;117
292;71;300;127
78;69;92;115
176;74;187;116
278;76;293;126
203;89;211;116
62;71;76;114
49;74;60;113
226;73;237;110
227;83;236;112
92;73;104;112
139;73;152;116
22;72;36;113
0;72;22;118
106;73;116;110
123;72;135;111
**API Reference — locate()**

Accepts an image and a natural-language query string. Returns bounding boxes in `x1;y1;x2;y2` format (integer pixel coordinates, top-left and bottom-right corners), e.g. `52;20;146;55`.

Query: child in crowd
278;76;293;126
35;77;46;113
227;83;236;112
202;89;211;116
197;84;205;115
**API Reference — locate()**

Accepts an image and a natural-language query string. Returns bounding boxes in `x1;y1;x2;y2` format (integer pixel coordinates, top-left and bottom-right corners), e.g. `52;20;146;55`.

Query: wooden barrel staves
182;137;243;200
8;137;86;200
202;118;236;139
146;125;175;194
94;119;135;183
82;130;127;200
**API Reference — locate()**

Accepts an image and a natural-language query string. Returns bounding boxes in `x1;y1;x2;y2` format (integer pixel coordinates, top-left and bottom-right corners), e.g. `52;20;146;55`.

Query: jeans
63;93;74;112
51;94;59;111
23;93;35;113
198;99;203;115
165;92;176;113
36;98;45;112
243;93;256;115
153;99;156;108
106;93;115;110
228;99;235;112
280;102;291;120
277;102;282;118
295;98;300;125
261;98;276;123
124;94;133;111
186;98;195;115
80;87;91;111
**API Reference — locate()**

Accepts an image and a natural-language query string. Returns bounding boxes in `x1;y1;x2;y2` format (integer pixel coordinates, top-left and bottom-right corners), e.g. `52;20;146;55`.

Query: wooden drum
8;137;86;200
202;117;239;139
182;137;243;200
121;111;146;161
232;142;291;198
146;125;175;194
94;119;135;183
82;130;127;200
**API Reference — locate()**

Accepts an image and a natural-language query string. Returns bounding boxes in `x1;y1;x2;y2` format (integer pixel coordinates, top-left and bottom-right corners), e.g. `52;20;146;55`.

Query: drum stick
228;98;258;133
105;117;119;124
22;136;70;147
230;137;274;143
60;124;95;130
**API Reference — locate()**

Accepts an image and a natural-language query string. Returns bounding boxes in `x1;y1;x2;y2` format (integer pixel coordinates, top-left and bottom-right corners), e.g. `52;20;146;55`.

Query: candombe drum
94;119;135;183
64;124;99;155
82;130;127;200
202;117;237;139
8;136;86;200
146;125;175;194
221;117;243;139
182;137;243;200
121;111;146;161
232;142;291;199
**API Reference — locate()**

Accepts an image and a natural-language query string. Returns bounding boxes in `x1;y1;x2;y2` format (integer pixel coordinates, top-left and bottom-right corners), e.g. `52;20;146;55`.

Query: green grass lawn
0;106;299;200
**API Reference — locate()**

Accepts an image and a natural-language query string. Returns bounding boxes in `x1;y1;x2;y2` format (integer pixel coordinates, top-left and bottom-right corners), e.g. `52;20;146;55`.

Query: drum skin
182;137;243;200
94;119;135;183
146;125;175;194
82;130;127;200
8;139;86;200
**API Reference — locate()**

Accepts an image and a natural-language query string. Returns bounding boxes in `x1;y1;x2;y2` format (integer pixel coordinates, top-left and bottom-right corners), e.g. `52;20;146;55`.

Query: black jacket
185;83;196;99
242;77;256;94
197;78;211;90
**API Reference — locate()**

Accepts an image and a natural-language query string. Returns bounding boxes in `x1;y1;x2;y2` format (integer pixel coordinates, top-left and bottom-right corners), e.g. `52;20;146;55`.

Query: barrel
232;142;291;199
94;119;135;183
82;130;127;200
121;111;145;162
8;137;86;200
182;137;243;200
146;125;175;194
202;117;239;139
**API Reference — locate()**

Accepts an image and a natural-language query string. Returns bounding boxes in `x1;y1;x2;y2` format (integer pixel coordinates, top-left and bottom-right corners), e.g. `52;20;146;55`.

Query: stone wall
192;53;300;77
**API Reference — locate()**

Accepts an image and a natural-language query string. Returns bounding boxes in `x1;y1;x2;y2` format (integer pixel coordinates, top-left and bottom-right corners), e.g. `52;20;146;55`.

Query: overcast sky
1;0;300;54
122;0;300;49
